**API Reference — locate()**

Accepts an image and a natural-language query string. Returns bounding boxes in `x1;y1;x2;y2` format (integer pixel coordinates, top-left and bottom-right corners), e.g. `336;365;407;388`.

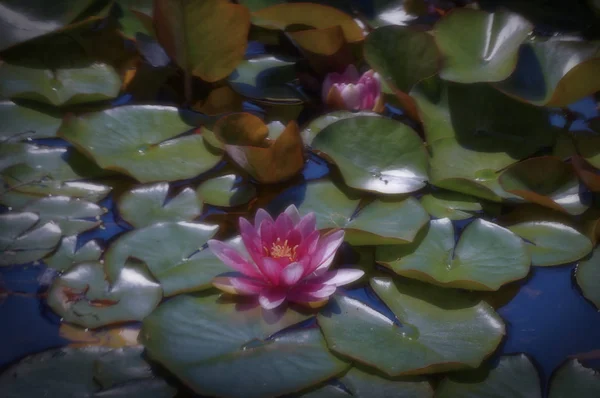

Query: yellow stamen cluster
266;238;298;261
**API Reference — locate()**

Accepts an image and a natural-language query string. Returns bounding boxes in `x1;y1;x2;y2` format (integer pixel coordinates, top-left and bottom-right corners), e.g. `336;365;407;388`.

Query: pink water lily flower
322;65;384;113
208;205;364;310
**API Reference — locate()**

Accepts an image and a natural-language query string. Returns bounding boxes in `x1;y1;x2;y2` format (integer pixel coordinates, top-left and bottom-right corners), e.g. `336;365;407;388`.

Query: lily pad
0;211;61;266
317;277;505;376
575;246;600;309
153;0;250;82
339;367;434;398
141;293;348;398
196;174;256;207
376;218;530;290
45;235;102;271
498;156;587;215
117;182;202;228
59;105;222;183
420;191;486;220
364;25;440;93
0;101;61;141
47;260;162;329
496;38;600;107
94;346;154;389
23;195;105;235
549;359;600;398
297;180;429;245
574;133;600;169
508;221;593;266
228;55;305;104
311;116;429;194
104;221;220;296
301;111;379;145
435;354;541;398
434;9;533;83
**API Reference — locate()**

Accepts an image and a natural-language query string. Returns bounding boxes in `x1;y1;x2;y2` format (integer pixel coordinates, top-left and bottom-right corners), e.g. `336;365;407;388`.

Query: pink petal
341;64;360;82
284;204;301;225
213;276;266;295
306;230;345;276
309;269;364;287
254;209;274;230
281;262;304;286
275;212;293;237
288;283;336;303
340;84;362;110
259;257;282;285
259;219;276;249
295;229;319;258
259;288;287;310
239;217;263;259
208;240;263;279
296;212;316;238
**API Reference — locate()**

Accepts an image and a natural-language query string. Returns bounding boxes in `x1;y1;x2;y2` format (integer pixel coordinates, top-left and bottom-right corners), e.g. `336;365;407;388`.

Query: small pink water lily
208;205;364;310
322;65;384;112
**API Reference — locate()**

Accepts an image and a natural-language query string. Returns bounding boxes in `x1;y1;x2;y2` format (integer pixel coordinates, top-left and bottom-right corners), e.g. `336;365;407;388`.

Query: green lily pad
575;246;600;309
298;384;350;398
495;38;600;107
317;277;505;376
339;367;434;398
94;346;154;389
364;25;440;93
0;101;61;141
45;235;102;271
435;354;541;398
297;180;429;245
47;260;162;329
59;105;222;183
508;221;593;266
498;157;587;215
311;116;429;194
228;55;305;104
377;218;530;290
23;196;105;235
420;191;485;220
141;293;347;397
549;359;600;398
118;182;202;228
301;111;379;146
434;9;533;83
196;174;256;207
115;0;153;39
104;221;220;296
0;61;121;106
0;346;176;398
0;211;61;266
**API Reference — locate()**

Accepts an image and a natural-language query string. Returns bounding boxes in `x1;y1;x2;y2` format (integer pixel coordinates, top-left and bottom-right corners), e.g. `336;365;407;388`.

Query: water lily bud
322;65;384;112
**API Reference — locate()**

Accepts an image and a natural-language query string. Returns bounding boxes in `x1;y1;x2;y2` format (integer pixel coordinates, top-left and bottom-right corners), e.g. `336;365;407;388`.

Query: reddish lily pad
117;182;202;228
376;218;530;290
575;246;600;309
140;293;347;398
434;9;533;83
47;260;162;329
59;105;222;183
317;277;505;376
104;221;220;296
153;0;250;82
45;235;102;271
0;212;61;266
311;116;429;195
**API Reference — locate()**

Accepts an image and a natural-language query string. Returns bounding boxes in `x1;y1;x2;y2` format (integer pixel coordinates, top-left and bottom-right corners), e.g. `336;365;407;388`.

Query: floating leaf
434;9;532;83
23;196;105;235
377;218;530;290
354;0;424;28
153;0;250;82
104;222;220;296
435;354;541;398
364;26;440;93
549;359;600;398
196;174;256;207
252;3;364;43
572;156;600;192
59;105;222;183
318;277;505;376
499;156;587;215
117;182;202;228
141;293;346;398
0;212;61;266
194;86;244;116
420;191;486;220
339;367;434;398
45;235;102;271
508;221;593;266
0;101;61;141
496;38;600;107
296;180;429;245
301;111;379;145
311;116;429;194
94;346;153;389
574;133;600;169
116;0;153;39
228;55;304;104
575;246;600;309
47;260;162;329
